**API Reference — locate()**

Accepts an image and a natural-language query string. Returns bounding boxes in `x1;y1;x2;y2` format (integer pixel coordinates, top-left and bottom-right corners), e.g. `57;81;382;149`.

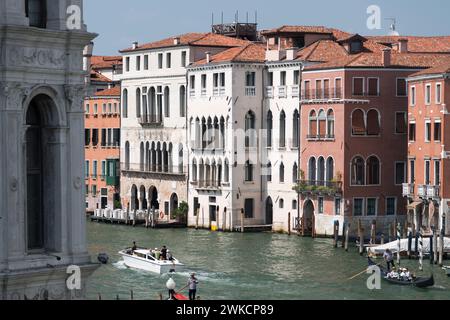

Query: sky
84;0;450;56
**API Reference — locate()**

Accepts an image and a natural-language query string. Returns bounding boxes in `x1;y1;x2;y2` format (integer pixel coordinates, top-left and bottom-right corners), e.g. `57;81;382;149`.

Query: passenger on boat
161;246;167;260
131;242;137;253
167;250;173;261
387;268;399;279
383;249;395;271
154;248;160;260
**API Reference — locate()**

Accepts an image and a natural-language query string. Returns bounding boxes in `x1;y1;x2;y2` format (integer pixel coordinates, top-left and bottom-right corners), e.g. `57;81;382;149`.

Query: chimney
286;47;298;61
205;52;211;64
173;37;181;45
382;48;391;67
398;38;408;53
132;41;138;50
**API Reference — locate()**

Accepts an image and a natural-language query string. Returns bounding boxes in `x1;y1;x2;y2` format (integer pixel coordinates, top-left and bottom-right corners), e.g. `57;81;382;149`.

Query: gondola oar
348;262;382;280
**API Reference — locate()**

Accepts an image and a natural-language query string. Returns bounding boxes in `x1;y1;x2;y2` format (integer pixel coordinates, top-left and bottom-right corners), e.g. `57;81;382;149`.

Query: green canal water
86;219;450;300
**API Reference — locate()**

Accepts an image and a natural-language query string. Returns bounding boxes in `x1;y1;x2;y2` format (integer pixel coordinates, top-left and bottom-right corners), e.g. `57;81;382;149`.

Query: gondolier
187;273;199;301
383;249;395;271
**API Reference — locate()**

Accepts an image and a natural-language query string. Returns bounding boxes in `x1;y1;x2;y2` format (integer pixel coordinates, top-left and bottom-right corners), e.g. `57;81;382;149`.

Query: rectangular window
190;75;195;89
268;72;273;86
85;129;90;146
366;198;377;216
368;78;379;96
136;56;141;71
425;160;430;185
246;72;256;87
425;121;431;142
181;51;187;67
425;84;431;105
353;78;364;96
315;79;322;99
144;55;149;70
92;185;97;197
213;73;218;88
396;78;407;96
125;57;130;72
436;83;442;104
409;122;416;142
85;160;90;179
395;162;406;185
102;103;106;114
85;103;90;114
353;198;364;216
166;52;171;68
92;129;98;146
293;70;300;85
280;71;286;86
201;74;207;95
411;86;416;106
113;128;120;147
158;53;163;69
244;199;254;218
93;160;98;178
101;129;106;147
318;197;324;214
101;160;106;178
108;103;112;114
386;197;396;215
304;80;311;99
335;198;341;215
220;73;225;87
435;160;441;185
434;120;441;141
93;103;98;114
395;112;407;134
85;186;89;197
410;160;415;184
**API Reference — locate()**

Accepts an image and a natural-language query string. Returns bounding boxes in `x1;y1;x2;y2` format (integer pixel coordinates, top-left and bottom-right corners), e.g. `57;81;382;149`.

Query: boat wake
112;260;128;270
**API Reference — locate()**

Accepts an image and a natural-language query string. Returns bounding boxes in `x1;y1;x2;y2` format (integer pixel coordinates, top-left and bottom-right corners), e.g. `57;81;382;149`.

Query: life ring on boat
159;211;165;219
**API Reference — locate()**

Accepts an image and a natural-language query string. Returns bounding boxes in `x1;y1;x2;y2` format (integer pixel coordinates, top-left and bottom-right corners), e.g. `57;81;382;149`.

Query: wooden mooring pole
195;208;199;230
333;220;339;248
433;229;438;264
344;223;350;251
439;229;444;267
241;209;244;233
130;290;134;300
222;208;227;232
407;227;412;259
370;220;376;245
358;219;364;255
288;212;291;236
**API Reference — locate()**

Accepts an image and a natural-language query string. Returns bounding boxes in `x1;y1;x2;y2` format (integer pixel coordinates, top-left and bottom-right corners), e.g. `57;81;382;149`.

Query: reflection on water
86;219;450;300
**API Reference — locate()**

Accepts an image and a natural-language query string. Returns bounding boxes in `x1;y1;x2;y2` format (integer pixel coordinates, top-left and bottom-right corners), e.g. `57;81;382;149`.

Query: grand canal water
86;219;450;300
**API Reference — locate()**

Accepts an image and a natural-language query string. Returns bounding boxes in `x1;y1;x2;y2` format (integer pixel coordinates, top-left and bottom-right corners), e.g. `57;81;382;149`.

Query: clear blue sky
85;0;450;56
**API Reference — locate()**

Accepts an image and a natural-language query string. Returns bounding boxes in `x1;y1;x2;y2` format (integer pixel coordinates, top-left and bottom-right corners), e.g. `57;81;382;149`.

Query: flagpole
418;228;423;271
397;223;401;265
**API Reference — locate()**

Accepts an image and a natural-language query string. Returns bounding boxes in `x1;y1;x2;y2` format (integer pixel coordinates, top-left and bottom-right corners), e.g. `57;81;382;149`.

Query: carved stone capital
64;85;86;111
0;82;29;110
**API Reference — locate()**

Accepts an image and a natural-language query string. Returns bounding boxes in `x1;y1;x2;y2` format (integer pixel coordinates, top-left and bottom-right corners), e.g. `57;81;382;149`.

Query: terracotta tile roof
91;55;122;69
121;33;250;53
368;36;450;53
94;86;121;97
90;70;112;83
296;40;349;62
410;59;450;77
193;44;266;66
261;25;352;40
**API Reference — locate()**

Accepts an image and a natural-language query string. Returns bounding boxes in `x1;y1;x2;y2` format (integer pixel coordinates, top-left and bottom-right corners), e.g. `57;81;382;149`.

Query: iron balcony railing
295;180;343;195
245;86;256;96
302;88;343;100
306;134;335;140
138;115;163;126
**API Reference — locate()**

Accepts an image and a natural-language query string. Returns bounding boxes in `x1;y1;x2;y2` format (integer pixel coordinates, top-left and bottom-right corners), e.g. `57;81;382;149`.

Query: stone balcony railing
402;183;414;197
265;86;274;98
278;86;287;98
417;184;440;199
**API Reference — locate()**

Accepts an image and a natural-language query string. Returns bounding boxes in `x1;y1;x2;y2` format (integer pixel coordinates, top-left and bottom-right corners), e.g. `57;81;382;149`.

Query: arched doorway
170;193;179;218
265;197;273;225
130;185;138;211
149;186;159;210
139;185;147;210
303;200;315;236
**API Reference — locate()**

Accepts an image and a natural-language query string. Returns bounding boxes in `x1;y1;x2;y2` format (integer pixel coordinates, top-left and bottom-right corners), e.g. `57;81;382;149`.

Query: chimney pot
174;37;181;45
398;38;408;53
205;52;211;64
382;48;391;67
286;47;298;61
132;41;138;50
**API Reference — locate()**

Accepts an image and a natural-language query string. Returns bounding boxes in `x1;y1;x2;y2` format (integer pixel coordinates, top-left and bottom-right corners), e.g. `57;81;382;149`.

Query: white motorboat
118;248;185;274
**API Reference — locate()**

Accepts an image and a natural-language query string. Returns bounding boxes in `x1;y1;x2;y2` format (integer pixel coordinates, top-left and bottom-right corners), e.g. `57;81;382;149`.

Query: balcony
294;180;343;195
417;185;426;197
291;85;300;97
106;176;119;186
426;185;440;198
402;183;414;197
265;86;274;98
245;86;256;96
201;88;207;97
189;89;195;98
121;162;186;180
301;88;343;102
306;134;335;141
278;86;287;98
138;115;162;127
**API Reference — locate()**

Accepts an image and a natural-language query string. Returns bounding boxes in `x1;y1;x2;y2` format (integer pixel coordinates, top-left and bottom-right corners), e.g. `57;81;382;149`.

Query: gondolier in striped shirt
383;249;395;271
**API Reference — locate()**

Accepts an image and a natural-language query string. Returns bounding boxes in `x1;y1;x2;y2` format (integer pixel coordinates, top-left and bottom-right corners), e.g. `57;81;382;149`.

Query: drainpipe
261;64;266;207
297;62;303;234
185;65;190;226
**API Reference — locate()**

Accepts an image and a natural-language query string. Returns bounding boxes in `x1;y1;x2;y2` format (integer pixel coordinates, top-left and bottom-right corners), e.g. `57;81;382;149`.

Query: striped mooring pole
396;223;401;265
418;229;423;271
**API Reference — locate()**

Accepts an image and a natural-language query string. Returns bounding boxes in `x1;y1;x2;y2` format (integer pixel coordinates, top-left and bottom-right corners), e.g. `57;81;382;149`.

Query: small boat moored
368;257;434;288
119;248;185;274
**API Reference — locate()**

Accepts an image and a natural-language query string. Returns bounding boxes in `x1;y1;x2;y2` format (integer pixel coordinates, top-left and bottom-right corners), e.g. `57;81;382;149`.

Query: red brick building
404;60;450;236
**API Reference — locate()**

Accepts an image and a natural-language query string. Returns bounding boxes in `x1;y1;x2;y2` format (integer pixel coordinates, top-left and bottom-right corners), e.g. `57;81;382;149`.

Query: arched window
224;158;230;183
292;199;298;210
351;156;365;185
367;109;380;136
179;86;186;117
351;109;365;135
245;110;256;148
309;110;317;137
279;199;284;209
192;159;198;182
164;86;170;117
267;110;273;148
145;142;150;171
279;110;286;148
279;162;285;183
122;89;128;118
26;0;47;28
178;144;183;173
140;142;144;171
366;156;380;185
136;88;141;118
317;157;325;185
125;141;130;170
149;87;156;121
308;157;316;181
245;160;254;182
327;109;335;137
293;162;298;183
326;157;334;182
318;110;326;137
292;110;300;148
267;162;272;182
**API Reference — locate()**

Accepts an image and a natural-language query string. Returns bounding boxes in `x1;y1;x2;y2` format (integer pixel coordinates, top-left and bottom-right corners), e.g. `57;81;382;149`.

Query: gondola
368;257;434;288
